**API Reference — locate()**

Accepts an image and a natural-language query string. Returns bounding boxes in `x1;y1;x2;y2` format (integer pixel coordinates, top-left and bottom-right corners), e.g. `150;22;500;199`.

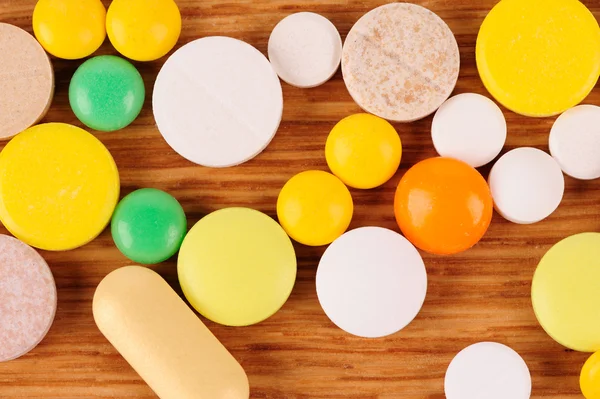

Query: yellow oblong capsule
93;266;249;399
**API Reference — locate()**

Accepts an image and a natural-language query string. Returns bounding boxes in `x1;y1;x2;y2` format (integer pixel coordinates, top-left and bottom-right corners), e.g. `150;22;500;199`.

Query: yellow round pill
476;0;600;117
531;233;600;352
33;0;106;60
107;0;182;62
581;352;600;399
178;208;297;327
0;123;119;251
277;170;353;246
326;113;401;189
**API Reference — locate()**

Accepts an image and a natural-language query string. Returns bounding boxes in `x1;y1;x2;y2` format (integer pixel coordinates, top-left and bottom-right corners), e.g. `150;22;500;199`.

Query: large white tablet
549;104;600;180
153;36;283;168
316;227;427;338
268;12;342;88
432;93;507;168
445;342;532;399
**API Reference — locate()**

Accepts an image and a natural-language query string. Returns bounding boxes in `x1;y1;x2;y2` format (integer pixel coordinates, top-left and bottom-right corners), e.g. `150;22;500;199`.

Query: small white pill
268;12;342;88
153;36;283;168
549;104;600;180
488;147;565;224
432;93;507;167
316;227;427;338
445;342;532;399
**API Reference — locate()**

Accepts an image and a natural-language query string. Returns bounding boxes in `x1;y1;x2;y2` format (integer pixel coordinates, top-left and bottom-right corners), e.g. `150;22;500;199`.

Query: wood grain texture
0;0;599;398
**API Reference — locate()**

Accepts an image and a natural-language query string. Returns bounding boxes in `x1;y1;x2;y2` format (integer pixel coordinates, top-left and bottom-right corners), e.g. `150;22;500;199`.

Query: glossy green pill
69;55;145;132
111;188;187;264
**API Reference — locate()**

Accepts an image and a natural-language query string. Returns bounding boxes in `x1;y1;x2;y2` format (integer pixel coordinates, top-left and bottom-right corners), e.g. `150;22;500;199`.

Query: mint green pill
69;55;145;132
111;188;187;265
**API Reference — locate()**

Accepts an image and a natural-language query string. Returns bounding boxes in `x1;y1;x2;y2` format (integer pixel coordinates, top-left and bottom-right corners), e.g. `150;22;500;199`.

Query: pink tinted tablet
0;235;57;361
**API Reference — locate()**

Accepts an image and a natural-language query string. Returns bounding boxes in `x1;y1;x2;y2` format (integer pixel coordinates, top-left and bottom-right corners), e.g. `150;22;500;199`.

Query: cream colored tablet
268;12;342;88
93;266;249;399
549;105;600;180
0;235;56;362
153;36;283;167
432;93;507;168
342;3;460;122
445;342;531;399
0;23;54;139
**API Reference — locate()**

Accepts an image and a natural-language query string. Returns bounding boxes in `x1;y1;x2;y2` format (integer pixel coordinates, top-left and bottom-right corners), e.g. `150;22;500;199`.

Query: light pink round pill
0;235;57;362
342;3;460;122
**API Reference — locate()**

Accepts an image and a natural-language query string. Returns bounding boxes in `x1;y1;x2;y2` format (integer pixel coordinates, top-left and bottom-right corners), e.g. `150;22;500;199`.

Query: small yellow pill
326;113;401;189
33;0;106;60
277;170;353;246
107;0;182;62
0;123;119;251
477;0;600;117
581;352;600;399
94;266;249;399
178;208;297;327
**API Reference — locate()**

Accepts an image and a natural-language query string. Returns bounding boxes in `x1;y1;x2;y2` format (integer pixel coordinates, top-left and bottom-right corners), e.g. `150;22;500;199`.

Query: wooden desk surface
0;0;598;398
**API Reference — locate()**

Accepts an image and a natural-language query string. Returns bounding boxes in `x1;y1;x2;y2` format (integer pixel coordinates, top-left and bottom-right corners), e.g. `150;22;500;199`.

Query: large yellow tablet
477;0;600;117
532;233;600;352
0;123;119;251
178;208;297;327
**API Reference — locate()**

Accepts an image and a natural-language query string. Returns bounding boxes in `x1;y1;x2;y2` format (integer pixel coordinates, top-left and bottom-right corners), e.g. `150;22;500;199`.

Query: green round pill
111;188;187;264
69;55;145;132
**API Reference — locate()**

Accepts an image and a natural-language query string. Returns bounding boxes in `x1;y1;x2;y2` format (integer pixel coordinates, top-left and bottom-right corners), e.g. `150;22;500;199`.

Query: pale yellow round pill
178;207;297;327
532;233;600;352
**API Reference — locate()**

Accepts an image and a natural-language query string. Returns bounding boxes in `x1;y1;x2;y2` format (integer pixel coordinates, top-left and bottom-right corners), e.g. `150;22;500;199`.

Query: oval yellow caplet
93;266;249;399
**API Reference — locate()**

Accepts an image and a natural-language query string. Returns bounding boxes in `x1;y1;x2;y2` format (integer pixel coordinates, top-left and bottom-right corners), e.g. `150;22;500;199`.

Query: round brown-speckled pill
0;235;57;362
0;23;54;140
342;3;460;122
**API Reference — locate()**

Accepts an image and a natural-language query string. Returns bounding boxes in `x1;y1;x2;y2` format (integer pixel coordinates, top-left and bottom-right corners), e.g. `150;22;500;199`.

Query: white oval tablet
445;342;532;399
0;235;57;362
268;12;342;88
432;93;507;167
316;227;427;338
153;36;283;168
488;147;565;224
549;104;600;180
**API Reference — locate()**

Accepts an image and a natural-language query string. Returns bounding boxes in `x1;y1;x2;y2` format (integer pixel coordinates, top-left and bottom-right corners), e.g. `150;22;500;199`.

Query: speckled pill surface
0;235;57;362
69;55;145;132
342;3;460;122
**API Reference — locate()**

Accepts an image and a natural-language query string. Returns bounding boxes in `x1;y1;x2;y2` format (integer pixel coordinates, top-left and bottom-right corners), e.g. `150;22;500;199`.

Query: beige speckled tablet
0;235;57;362
0;23;54;140
342;3;460;122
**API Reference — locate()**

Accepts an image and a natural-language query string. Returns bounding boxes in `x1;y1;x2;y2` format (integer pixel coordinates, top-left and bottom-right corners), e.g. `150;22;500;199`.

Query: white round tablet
445;342;532;399
316;227;427;338
153;36;283;168
432;93;507;168
549;104;600;180
488;147;565;224
268;12;342;88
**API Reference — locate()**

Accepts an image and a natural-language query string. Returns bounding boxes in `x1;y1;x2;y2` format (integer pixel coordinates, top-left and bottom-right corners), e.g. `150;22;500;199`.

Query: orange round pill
394;157;493;255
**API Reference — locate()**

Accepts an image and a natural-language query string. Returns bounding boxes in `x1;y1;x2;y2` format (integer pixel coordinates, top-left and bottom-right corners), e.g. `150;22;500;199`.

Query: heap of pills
1;0;600;398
